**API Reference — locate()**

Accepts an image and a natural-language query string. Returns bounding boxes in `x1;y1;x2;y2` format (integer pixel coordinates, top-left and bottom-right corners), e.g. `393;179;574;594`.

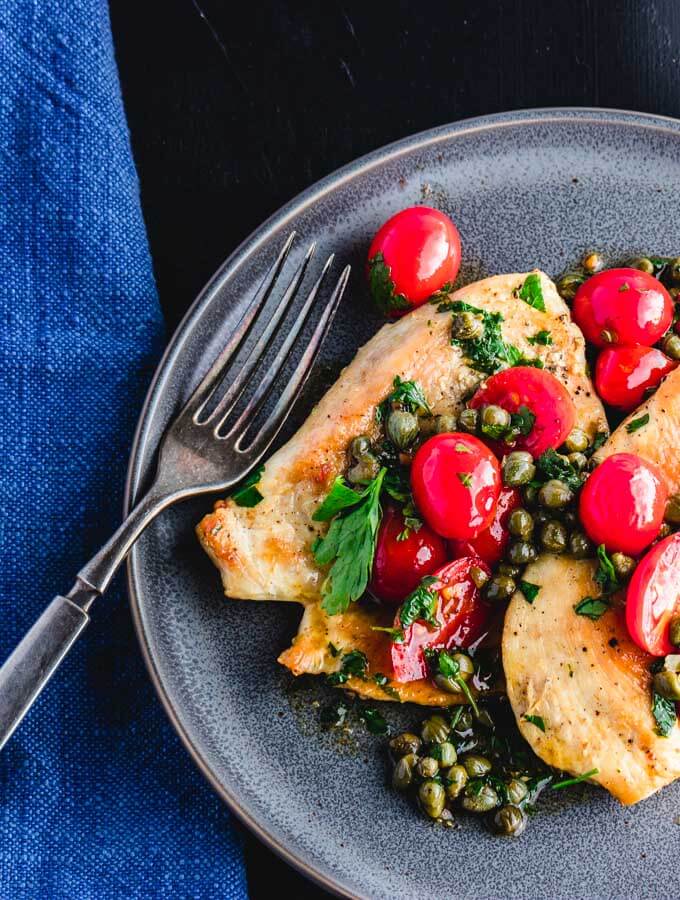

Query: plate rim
124;106;680;899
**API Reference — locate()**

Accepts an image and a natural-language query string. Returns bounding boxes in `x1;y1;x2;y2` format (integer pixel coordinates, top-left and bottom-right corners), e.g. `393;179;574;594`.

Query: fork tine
182;231;296;421
235;264;351;461
201;241;317;425
217;251;334;437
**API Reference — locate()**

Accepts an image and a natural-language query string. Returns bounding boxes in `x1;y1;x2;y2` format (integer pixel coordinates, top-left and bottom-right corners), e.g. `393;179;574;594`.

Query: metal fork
0;234;350;751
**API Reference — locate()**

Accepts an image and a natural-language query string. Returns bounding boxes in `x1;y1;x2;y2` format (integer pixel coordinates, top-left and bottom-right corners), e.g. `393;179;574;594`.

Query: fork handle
0;595;89;750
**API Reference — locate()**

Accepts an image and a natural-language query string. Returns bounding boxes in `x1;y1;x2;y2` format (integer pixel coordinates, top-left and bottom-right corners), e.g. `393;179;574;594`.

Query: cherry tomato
468;366;576;458
367;206;461;317
410;433;501;540
579;453;667;556
594;345;676;411
572;268;673;348
391;557;492;682
626;533;680;656
369;506;448;605
449;486;521;566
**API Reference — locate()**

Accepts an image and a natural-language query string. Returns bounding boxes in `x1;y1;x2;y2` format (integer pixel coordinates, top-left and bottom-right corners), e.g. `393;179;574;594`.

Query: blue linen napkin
0;2;248;897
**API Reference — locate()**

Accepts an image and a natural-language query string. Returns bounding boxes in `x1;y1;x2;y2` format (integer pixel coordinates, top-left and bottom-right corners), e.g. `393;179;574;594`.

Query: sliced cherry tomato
367;206;461;317
626;533;680;656
594;345;676;411
391;557;492;682
468;366;576;458
579;453;667;556
410;433;501;539
572;268;673;348
369;505;448;605
449;486;521;566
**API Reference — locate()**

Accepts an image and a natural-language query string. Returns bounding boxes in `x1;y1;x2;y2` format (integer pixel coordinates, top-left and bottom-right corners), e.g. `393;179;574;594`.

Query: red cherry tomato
367;206;461;317
578;453;667;556
411;433;501;540
369;506;448;605
626;533;680;656
595;345;676;411
572;268;673;348
391;557;492;682
449;486;521;566
468;366;576;458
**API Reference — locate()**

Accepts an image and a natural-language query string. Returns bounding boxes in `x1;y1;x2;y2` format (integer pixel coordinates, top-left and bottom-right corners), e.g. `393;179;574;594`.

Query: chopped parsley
652;689;677;737
552;769;599;789
398;576;439;632
519;581;541;604
594;544;619;595
358;706;389;735
536;449;582;491
426;649;479;716
438;300;529;374
516;273;546;311
626;413;650;434
232;464;265;507
573;597;610;620
589;431;608;454
457;472;473;488
524;714;546;732
328;642;340;657
527;330;553;346
481;404;535;442
377;375;431;424
368;252;410;316
327;649;368;685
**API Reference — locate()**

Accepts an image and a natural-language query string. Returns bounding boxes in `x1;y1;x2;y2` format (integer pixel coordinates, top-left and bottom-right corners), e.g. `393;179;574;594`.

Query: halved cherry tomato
410;433;501;540
626;533;680;656
369;505;448;605
579;453;667;556
572;268;673;348
367;206;461;317
468;366;576;458
449;486;521;566
391;557;492;682
594;345;676;411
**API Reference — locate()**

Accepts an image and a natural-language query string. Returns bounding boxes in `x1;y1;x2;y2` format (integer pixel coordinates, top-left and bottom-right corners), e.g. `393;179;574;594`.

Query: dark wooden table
110;2;680;895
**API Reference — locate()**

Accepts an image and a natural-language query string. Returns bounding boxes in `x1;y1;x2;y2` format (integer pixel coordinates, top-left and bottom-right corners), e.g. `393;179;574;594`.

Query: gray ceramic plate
126;109;680;899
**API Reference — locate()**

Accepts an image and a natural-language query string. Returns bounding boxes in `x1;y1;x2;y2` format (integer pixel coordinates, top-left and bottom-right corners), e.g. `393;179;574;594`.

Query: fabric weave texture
0;2;247;896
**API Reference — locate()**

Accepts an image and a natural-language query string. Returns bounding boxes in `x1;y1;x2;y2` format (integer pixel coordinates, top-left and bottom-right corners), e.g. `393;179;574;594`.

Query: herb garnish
313;469;386;614
536;449;582;491
398;576;439;630
368;252;410;317
516;273;546;311
426;649;479;716
626;413;650;434
524;714;546;732
527;330;553;346
594;544;619;595
328;642;340;657
552;769;599;790
358;706;389;735
438;300;535;374
457;472;473;488
480;404;535;443
589;431;608;454
377;375;431;424
327;649;369;685
573;597;610;620
519;581;541;604
232;464;265;507
652;669;677;737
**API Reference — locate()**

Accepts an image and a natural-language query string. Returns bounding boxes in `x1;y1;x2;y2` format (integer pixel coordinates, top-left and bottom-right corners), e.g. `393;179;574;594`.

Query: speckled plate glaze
126;109;680;900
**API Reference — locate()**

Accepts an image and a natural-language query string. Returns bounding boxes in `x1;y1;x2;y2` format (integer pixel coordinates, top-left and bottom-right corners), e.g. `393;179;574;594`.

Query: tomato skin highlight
449;486;521;566
367;206;461;316
626;533;680;657
410;433;501;540
468;366;576;458
391;557;492;682
595;345;676;411
579;453;668;556
369;506;448;605
572;268;673;348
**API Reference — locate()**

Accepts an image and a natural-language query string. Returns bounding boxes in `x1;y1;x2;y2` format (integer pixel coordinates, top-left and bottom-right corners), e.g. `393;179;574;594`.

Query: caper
347;455;379;484
418;415;437;437
653;670;680;701
386;410;419;449
611;552;636;580
561;509;578;529
657;522;672;541
668;257;680;285
392;753;418;790
389;732;422;758
665;493;680;524
445;765;468;800
506;778;529;805
509;508;534;540
538;479;573;509
435;413;458;434
453;652;475;682
452;708;473;732
582;252;604;275
417;756;440;779
434;673;463;695
669;616;680;648
502;451;536;487
451;310;485;341
568;451;589;472
541;520;568;553
435;741;457;768
485;574;516;602
498;562;521;578
665;654;680;673
481;404;511;435
569;530;593;558
508;540;537;566
661;333;680;361
491;804;527;837
418;779;446;819
470;565;490;589
670;286;680;301
522;483;539;507
350;434;372;460
421;714;450;744
461;754;492;777
600;328;617;344
461;782;500;813
564;428;590;453
458;407;478;434
627;256;654;275
556;271;585;302
475;707;495;729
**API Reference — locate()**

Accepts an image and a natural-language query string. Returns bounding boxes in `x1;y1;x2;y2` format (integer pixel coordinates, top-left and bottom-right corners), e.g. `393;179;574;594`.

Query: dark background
109;1;680;895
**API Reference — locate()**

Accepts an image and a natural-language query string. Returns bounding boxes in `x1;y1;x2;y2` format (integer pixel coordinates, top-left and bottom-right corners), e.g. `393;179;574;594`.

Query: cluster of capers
389;713;529;836
653;624;680;700
556;252;680;304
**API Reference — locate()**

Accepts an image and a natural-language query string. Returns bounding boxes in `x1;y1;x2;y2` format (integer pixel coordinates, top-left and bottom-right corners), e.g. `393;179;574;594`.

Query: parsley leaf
398;576;439;630
370;625;405;642
517;273;546;311
552;769;599;790
358;706;389;735
527;330;553;346
573;597;610;620
383;375;431;415
652;690;677;737
368;253;410;316
594;544;619;595
519;581;541;604
327;649;368;685
626;413;650;434
314;469;386;615
426;649;479;717
312;478;363;521
232;464;265;507
457;472;473;488
524;714;546;732
439;300;523;374
536;449;582;491
328;642;340;657
480;404;535;443
589;431;608;454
